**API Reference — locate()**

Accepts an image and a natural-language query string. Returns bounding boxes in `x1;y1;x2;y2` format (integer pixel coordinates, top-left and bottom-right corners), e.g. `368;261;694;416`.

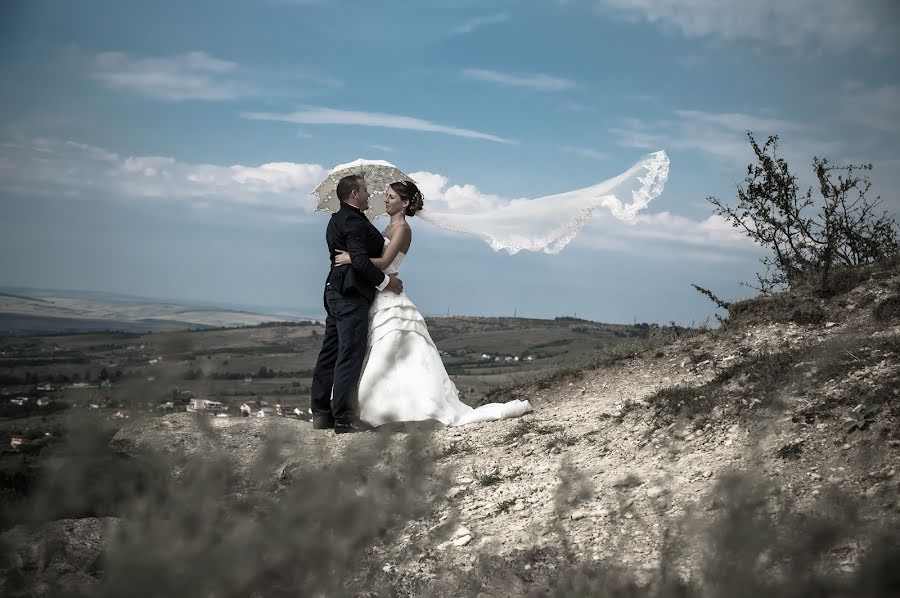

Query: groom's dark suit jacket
325;201;386;303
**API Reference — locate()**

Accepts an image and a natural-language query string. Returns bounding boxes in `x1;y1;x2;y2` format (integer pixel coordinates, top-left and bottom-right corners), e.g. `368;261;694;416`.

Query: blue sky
1;0;898;323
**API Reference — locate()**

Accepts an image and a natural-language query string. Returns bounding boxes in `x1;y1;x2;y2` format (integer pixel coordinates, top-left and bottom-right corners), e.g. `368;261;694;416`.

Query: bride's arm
334;225;411;269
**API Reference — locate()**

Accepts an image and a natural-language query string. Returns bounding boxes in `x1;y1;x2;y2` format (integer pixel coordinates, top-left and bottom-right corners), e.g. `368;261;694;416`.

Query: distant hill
0;286;322;334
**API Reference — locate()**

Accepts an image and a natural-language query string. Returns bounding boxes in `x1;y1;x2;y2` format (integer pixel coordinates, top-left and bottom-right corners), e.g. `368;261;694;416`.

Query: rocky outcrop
0;517;119;598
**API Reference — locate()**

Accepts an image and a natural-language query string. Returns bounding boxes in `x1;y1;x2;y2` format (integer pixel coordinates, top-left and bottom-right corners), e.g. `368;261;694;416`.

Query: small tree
708;133;898;294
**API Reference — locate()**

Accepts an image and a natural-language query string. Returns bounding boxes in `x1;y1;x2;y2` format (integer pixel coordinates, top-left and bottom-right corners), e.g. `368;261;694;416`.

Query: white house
256;406;276;417
240;401;268;416
187;399;226;414
36;397;52;407
36;383;55;392
481;354;491;360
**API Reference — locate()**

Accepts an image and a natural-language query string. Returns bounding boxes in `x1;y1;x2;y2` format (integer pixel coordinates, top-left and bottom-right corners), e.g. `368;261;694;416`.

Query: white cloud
842;84;900;134
672;110;803;134
409;169;759;260
242;107;513;143
92;51;247;101
592;0;900;55
0;136;325;211
369;144;393;153
561;146;608;160
557;101;597;113
460;68;576;92
611;109;840;167
453;13;509;34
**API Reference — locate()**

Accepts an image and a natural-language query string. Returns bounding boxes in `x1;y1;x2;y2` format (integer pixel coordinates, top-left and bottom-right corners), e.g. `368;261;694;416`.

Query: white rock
702;471;713;478
453;534;472;547
452;525;471;539
445;486;464;499
458;477;474;485
646;486;667;499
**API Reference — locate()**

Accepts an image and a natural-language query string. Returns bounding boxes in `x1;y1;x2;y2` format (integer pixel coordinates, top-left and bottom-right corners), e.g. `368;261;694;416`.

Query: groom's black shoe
334;421;368;435
312;414;335;429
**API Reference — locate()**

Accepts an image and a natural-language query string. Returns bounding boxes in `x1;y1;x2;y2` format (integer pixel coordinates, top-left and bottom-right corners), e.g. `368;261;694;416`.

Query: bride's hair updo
390;180;424;217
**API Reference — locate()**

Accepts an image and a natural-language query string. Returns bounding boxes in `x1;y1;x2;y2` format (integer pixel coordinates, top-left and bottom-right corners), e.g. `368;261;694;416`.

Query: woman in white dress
333;180;532;427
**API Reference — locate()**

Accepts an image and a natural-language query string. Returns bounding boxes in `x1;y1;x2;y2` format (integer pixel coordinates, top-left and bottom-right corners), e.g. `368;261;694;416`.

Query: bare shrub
707;133;898;295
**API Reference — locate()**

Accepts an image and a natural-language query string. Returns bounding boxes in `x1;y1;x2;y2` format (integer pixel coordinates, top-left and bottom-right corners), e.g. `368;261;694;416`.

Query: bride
333;180;533;427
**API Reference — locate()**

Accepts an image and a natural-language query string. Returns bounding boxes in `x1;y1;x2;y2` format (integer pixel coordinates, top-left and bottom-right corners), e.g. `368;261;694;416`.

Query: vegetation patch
873;295;900;323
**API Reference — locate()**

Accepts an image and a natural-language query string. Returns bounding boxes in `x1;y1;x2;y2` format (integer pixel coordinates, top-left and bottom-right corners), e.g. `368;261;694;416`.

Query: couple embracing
310;174;532;434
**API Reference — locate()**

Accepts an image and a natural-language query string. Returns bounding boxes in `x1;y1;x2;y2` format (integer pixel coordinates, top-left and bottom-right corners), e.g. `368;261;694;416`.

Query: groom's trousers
310;287;370;426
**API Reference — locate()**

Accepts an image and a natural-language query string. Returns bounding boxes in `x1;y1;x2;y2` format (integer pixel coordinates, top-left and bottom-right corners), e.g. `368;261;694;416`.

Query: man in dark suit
310;174;403;434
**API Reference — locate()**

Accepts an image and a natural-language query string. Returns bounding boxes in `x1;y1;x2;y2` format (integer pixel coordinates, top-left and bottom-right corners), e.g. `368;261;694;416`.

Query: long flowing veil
416;150;669;254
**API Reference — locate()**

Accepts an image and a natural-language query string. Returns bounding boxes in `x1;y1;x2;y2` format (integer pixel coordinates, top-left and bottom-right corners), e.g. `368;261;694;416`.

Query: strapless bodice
383;237;406;274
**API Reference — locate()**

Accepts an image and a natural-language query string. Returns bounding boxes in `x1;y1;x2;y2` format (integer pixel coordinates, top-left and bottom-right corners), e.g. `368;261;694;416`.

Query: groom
310;174;403;434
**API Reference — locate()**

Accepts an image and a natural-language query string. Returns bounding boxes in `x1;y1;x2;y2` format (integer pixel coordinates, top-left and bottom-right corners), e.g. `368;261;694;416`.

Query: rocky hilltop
2;259;899;596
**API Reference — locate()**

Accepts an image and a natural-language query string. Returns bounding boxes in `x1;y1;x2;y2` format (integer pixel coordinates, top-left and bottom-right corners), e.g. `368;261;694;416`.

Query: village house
10;433;50;451
256;406;276;417
36;383;55;392
10;397;29;406
187;398;226;414
275;403;301;417
240;400;269;416
36;397;52;407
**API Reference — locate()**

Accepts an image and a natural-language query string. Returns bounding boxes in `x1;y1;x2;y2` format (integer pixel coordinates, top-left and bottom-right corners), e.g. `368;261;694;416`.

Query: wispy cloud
460;68;575;92
369;144;393;153
611;109;836;167
557;101;597;113
92;51;247;101
241;107;514;143
592;0;900;55
842;84;900;134
561;146;608;160
453;13;509;34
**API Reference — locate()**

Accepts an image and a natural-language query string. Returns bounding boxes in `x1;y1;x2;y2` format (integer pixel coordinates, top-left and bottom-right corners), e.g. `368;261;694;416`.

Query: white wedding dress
358;239;533;427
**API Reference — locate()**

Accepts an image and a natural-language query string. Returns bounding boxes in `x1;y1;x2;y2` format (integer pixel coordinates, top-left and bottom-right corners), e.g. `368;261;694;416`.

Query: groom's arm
345;219;388;289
